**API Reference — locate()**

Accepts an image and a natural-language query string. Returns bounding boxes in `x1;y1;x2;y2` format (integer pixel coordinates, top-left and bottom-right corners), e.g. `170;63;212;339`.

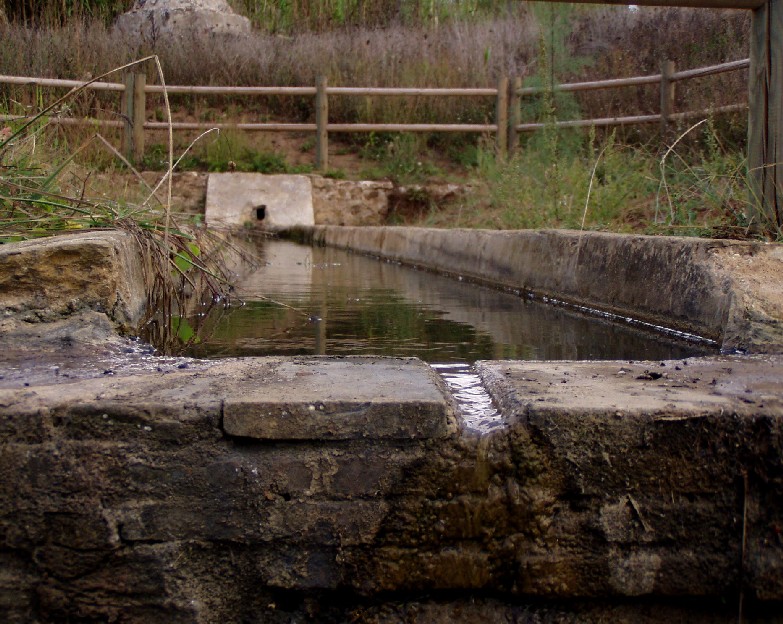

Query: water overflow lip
431;362;503;435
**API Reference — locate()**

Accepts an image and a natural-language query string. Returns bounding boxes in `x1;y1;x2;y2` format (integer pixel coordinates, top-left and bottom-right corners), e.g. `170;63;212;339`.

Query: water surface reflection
186;239;716;363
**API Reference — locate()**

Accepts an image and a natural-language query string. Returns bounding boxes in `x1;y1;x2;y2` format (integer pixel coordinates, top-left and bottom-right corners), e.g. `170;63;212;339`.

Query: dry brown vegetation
1;5;765;238
0;6;749;134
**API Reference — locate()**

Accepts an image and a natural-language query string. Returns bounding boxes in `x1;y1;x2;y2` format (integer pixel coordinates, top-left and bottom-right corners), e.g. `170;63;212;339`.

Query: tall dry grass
0;0;131;26
2;0;515;30
0;6;750;145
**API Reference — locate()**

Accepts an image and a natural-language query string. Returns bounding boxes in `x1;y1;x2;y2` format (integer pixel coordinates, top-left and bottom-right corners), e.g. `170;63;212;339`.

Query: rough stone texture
0;356;459;622
308;226;783;353
0;354;782;622
2;228;783;621
114;0;250;42
0;230;147;331
472;357;783;601
311;177;393;226
388;182;472;223
206;173;314;229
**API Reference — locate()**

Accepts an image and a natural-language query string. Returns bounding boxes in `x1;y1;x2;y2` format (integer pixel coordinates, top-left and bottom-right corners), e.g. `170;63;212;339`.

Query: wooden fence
0;57;749;171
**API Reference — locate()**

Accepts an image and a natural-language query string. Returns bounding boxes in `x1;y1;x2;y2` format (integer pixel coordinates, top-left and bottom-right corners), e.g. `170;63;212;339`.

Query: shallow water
185;239;716;363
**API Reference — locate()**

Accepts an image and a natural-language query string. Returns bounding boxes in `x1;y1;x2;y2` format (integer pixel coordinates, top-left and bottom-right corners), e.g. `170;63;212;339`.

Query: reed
231;0;517;32
0;0;132;26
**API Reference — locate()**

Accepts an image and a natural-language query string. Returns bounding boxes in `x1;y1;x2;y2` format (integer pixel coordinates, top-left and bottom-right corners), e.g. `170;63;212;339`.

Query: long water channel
184;238;717;431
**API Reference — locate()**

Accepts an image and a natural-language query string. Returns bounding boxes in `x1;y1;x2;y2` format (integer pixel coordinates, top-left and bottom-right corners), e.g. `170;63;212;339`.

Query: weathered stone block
114;0;250;41
311;177;393;226
0;231;147;329
222;358;456;440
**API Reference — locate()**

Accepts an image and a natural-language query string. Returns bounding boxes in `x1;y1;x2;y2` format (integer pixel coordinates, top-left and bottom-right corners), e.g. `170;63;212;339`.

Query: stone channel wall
307;226;783;354
1;230;782;623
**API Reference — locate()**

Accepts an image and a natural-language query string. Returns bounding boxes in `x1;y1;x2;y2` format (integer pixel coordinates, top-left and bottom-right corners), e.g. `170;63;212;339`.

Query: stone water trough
1;225;783;623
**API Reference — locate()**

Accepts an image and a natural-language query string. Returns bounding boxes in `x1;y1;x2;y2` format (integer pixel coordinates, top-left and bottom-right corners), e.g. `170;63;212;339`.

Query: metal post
316;76;329;171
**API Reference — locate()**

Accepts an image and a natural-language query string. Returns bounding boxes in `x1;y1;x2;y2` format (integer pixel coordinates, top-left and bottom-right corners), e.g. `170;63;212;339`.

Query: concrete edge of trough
282;225;783;354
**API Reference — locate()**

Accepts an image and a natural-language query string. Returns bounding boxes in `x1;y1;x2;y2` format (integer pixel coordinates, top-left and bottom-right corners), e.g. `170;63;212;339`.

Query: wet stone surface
0;312;206;389
477;355;783;418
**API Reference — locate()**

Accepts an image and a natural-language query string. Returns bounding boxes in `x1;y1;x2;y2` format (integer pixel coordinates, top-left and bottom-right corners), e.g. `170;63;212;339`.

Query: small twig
581;140;611;232
627;494;652;533
142;127;219;209
738;469;749;624
150;55;174;258
94;133;165;207
0;56;158;154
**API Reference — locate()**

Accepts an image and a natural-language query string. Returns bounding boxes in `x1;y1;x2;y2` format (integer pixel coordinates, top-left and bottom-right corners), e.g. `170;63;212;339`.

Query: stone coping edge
0;230;147;331
0;356;458;441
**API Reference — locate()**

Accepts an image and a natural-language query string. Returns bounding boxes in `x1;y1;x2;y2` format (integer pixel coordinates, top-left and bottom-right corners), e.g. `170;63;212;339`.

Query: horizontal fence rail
0;57;750;169
516;103;749;132
0;74;125;92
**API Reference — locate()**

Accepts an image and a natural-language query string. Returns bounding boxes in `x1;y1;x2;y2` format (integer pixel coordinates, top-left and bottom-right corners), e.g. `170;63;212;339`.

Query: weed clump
0;58;237;353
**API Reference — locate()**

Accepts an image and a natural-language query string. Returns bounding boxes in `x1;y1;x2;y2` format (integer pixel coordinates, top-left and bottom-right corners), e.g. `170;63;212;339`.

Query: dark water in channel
185;239;716;363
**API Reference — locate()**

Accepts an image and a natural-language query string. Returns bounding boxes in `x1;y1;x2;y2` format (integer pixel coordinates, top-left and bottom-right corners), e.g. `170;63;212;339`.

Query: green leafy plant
359;133;440;184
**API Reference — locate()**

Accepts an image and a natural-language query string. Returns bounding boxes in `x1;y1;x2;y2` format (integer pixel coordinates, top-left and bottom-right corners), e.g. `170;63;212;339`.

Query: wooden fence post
132;73;146;164
121;72;146;164
121;73;134;161
659;59;676;135
316;76;329;171
508;77;522;157
748;0;782;232
495;76;509;159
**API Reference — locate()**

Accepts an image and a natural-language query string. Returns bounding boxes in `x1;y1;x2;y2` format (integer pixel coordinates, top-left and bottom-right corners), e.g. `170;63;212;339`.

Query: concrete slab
221;357;455;440
477;355;783;420
0;356;457;441
205;173;314;229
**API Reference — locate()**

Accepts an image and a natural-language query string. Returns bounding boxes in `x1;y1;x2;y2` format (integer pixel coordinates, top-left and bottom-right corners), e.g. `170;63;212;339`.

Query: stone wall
1;355;782;622
1;229;782;622
311;178;393;226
